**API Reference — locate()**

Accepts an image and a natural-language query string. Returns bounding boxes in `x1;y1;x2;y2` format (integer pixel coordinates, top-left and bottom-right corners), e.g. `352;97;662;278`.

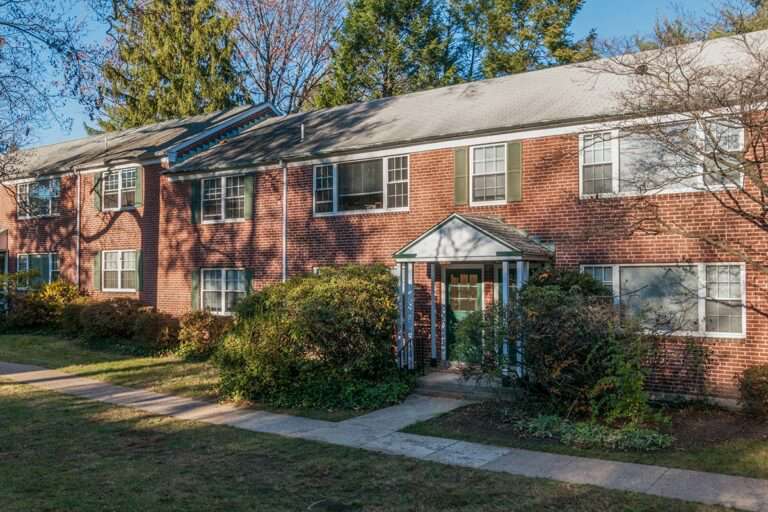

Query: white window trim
469;143;507;207
201;175;247;224
200;267;246;316
15;253;58;290
312;155;410;217
579;124;746;200
101;167;139;212
579;262;747;339
102;250;138;293
17;179;61;220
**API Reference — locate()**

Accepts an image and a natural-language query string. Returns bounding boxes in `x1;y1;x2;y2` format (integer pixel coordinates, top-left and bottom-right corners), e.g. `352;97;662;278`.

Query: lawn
0;380;729;512
403;402;768;480
0;333;352;421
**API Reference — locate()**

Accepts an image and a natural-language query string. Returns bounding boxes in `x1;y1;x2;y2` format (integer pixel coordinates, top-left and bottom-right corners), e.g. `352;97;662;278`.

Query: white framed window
202;175;245;222
16;253;58;290
580;122;746;198
580;131;617;196
313;156;409;215
580;263;746;338
102;168;137;210
102;250;138;292
17;178;60;218
201;268;246;315
470;143;506;204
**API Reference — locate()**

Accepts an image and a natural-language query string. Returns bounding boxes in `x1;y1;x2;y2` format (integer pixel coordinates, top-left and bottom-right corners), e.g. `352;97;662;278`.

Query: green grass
403;405;768;481
0;334;353;421
0;380;729;512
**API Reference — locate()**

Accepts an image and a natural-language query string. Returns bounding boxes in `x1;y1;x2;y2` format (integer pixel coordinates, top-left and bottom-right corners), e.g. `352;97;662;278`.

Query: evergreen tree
99;0;243;131
315;0;456;108
480;0;596;77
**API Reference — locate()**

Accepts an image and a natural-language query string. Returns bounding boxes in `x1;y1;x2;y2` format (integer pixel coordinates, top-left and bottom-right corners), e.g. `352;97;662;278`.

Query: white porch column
501;260;510;383
515;261;528;378
430;262;437;366
440;265;447;363
406;262;415;370
397;262;405;369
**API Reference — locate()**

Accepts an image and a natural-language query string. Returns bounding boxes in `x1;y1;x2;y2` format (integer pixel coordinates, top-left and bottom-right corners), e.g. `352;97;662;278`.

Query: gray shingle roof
172;30;768;173
13;105;260;178
459;214;554;259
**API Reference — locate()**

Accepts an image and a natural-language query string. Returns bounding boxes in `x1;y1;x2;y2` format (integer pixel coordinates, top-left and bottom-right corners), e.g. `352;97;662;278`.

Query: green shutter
454;147;469;205
245;269;254;295
93;174;103;211
93;252;102;291
243;175;254;219
134;168;144;208
136;250;143;291
191;181;202;225
190;270;200;310
507;142;522;202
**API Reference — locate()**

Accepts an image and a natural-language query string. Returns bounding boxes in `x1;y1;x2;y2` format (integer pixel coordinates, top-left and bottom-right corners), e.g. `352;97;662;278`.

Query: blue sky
35;0;706;146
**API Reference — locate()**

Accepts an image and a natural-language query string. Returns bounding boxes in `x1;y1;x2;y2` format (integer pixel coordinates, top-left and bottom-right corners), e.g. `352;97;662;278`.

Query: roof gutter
280;159;288;283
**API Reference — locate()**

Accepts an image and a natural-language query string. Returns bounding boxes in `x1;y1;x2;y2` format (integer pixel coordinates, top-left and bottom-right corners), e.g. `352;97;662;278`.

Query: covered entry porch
393;213;553;373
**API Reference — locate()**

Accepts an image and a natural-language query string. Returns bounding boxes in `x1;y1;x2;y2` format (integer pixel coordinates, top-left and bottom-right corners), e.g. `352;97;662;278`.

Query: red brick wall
3;131;767;399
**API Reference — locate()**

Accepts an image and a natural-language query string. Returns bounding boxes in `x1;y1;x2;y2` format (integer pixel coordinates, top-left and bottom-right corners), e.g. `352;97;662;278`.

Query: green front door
446;268;482;361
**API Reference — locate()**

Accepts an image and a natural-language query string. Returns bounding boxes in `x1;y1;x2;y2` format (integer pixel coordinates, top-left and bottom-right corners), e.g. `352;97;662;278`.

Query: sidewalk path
1;361;766;511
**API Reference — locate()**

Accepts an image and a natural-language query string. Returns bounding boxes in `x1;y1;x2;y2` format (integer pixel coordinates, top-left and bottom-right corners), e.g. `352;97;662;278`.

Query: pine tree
481;0;595;77
315;0;456;108
99;0;244;131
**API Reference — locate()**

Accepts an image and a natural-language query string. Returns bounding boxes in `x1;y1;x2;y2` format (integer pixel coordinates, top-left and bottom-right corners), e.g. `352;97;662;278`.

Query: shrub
60;298;91;336
176;311;231;360
78;298;145;344
132;309;180;352
456;270;655;423
216;264;409;410
3;293;55;329
739;365;768;418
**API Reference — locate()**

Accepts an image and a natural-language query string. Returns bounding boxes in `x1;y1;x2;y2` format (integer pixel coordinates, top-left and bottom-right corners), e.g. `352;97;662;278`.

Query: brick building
2;33;767;400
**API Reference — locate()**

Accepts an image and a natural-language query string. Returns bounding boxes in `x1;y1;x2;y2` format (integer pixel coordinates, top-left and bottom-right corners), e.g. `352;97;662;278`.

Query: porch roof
393;213;553;263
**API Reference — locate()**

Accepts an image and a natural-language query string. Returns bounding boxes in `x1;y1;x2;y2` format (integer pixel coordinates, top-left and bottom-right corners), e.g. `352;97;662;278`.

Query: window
471;144;506;203
17;178;60;218
201;269;246;315
102;168;137;210
582;265;614;294
387;156;409;208
313;156;409;215
202;176;245;222
103;250;137;292
581;263;745;337
581;132;614;195
16;253;58;290
314;165;334;213
705;264;743;334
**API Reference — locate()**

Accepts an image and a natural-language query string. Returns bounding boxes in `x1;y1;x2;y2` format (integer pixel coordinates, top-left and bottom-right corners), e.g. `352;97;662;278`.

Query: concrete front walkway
1;361;767;511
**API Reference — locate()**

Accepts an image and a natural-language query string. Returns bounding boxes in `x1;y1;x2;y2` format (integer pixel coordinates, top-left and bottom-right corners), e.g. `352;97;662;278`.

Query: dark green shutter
191;181;202;224
134;168;144;208
136;250;143;291
93;174;103;211
454;147;469;205
190;270;200;310
93;252;102;291
243;175;254;219
245;269;254;295
507;142;522;202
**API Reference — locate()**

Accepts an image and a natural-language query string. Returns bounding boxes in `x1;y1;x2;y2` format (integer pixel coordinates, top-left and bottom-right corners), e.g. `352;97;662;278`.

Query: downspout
75;169;81;289
281;159;288;282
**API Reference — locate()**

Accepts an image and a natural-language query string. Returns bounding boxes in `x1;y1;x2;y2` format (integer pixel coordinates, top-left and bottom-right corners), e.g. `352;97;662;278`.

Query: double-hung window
581;263;746;337
17;178;60;218
471;144;506;203
313;156;409;215
581;132;615;195
201;268;246;314
103;250;138;292
202;176;245;222
102;168;137;210
16;253;59;290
